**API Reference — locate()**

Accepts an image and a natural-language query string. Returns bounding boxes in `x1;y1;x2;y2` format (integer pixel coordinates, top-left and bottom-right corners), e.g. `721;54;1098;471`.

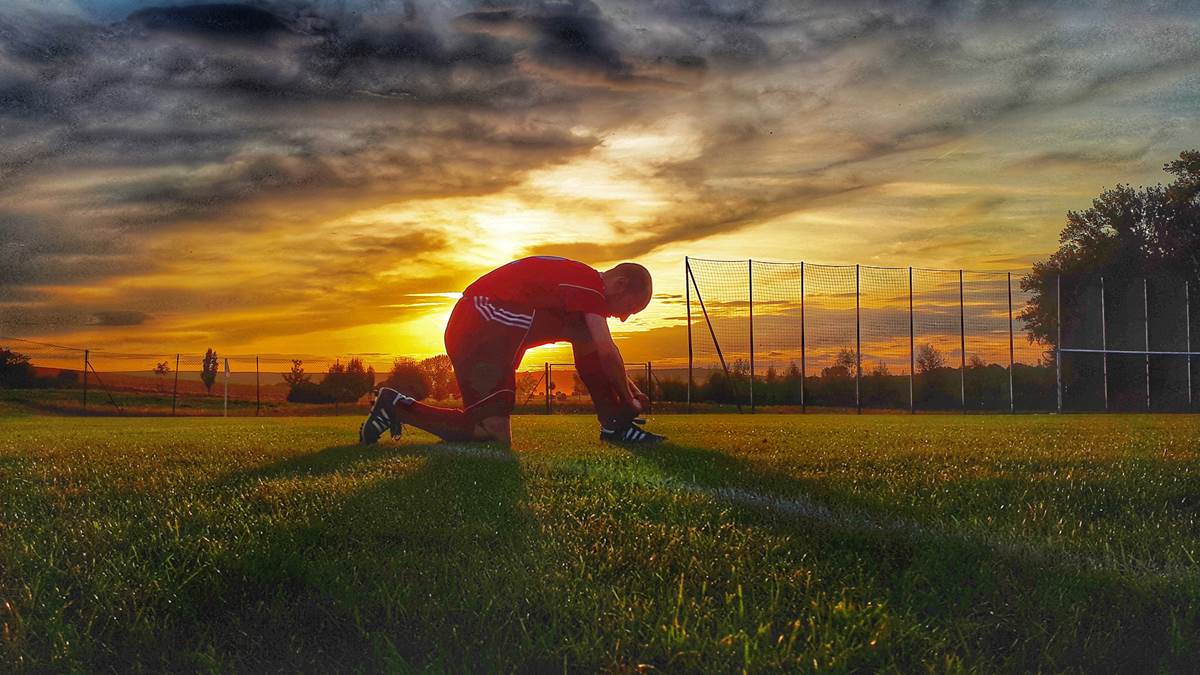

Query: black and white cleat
600;418;667;444
359;387;406;444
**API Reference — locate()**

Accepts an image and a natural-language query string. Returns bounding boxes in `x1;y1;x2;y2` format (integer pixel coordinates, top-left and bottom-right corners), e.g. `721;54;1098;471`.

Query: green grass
1;413;1198;672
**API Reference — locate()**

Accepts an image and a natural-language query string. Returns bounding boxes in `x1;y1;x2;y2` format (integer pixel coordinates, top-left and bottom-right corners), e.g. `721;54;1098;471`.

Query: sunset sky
2;0;1198;371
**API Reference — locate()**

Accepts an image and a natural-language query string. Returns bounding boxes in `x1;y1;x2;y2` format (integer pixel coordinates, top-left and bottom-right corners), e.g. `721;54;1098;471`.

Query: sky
1;0;1198;371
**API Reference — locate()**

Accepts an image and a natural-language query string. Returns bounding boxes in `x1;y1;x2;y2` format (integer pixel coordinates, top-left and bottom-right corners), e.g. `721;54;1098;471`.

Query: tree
201;348;219;394
319;358;375;404
821;348;857;378
282;359;309;387
154;361;171;392
515;371;542;404
1020;150;1200;349
869;361;891;378
380;357;431;400
0;348;34;388
835;348;857;371
419;354;456;400
968;354;988;369
915;344;945;374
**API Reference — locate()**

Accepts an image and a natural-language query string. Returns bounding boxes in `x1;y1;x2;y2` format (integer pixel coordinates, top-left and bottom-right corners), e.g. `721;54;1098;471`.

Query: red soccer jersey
463;256;611;317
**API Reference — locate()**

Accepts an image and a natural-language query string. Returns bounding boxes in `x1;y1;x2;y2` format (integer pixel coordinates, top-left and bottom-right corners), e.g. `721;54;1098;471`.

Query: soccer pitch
2;411;1198;672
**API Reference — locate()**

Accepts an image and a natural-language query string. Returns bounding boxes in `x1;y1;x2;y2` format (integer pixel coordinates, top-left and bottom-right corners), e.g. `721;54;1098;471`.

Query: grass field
2;407;1199;672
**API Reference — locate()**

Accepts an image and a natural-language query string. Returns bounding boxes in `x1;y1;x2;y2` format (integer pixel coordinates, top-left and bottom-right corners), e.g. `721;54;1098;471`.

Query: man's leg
384;390;477;441
370;389;511;443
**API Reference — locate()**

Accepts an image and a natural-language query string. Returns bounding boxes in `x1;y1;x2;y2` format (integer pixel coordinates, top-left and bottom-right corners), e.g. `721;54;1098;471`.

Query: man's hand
629;378;649;412
633;391;649;412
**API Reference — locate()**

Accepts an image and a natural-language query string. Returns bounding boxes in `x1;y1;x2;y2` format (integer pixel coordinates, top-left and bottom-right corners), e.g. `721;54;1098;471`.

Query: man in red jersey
359;256;665;446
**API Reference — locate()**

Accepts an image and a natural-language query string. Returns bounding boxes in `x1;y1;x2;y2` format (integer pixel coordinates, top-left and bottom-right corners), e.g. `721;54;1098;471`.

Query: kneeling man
359;256;665;445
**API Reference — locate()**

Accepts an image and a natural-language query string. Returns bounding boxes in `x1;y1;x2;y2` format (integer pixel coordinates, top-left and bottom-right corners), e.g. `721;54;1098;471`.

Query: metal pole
909;267;915;414
1100;277;1109;411
223;357;229;417
959;269;966;412
1187;281;1193;409
1144;277;1151;411
749;259;755;413
172;353;179;416
686;257;692;413
1007;273;1015;413
256;355;261;416
545;362;551;414
855;263;861;414
689;262;742;412
1056;274;1063;413
800;261;806;413
82;349;88;411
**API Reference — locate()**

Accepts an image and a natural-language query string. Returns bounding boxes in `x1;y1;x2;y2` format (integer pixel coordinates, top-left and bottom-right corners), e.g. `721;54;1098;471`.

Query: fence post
646;361;653;414
1143;278;1151;411
1056;274;1063;413
223;357;229;418
959;269;966;412
855;263;861;414
686;257;692;413
1187;281;1193;410
1100;277;1109;411
748;259;755;413
909;267;915;415
545;362;551;414
1007;273;1015;413
172;353;179;416
82;349;89;411
800;261;806;413
256;355;261;417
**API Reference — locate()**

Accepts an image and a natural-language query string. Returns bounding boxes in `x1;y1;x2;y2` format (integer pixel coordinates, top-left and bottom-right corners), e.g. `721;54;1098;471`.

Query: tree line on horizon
653;346;1057;410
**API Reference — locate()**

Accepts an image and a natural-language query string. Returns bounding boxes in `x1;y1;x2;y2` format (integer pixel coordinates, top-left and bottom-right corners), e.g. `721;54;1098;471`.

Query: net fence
1056;276;1197;412
686;258;1197;413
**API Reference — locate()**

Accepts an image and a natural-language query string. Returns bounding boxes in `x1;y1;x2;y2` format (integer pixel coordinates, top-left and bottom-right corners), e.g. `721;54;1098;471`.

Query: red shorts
445;295;538;423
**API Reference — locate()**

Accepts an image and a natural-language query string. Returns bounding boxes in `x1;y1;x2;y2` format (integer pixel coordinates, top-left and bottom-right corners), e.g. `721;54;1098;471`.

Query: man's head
600;262;653;321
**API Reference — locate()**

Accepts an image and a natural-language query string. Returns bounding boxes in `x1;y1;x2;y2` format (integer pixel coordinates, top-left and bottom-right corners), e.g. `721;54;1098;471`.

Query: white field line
415;443;1194;581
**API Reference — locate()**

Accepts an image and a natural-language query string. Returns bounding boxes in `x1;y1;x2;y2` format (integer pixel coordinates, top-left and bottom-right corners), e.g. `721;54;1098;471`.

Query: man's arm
583;313;638;410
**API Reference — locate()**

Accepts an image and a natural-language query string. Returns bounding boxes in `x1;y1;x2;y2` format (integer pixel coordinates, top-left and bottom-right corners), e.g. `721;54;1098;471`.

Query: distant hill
32;366;292;402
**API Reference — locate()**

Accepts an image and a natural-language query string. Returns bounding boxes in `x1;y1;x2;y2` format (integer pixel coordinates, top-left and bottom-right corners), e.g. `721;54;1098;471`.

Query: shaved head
601;262;653;321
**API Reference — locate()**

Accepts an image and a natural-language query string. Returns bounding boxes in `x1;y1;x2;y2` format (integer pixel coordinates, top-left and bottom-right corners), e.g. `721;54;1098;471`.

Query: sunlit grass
1;413;1198;671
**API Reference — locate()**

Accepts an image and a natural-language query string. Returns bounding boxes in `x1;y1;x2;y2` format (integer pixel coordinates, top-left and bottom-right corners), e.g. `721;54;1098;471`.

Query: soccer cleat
599;417;667;444
358;387;408;444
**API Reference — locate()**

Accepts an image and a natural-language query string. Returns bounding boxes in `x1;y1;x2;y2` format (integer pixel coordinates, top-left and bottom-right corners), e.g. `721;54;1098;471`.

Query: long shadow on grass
621;440;1200;673
135;440;555;673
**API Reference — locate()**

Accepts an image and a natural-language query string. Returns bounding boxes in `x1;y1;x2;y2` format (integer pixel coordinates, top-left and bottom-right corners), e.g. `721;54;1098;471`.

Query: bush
287;380;335;404
381;358;432;400
319;358;375;404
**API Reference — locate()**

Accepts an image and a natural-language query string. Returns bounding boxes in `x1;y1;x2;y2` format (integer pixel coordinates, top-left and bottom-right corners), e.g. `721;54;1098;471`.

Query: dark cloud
127;4;290;39
710;28;768;64
91;310;150;326
0;214;143;287
525;2;632;81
